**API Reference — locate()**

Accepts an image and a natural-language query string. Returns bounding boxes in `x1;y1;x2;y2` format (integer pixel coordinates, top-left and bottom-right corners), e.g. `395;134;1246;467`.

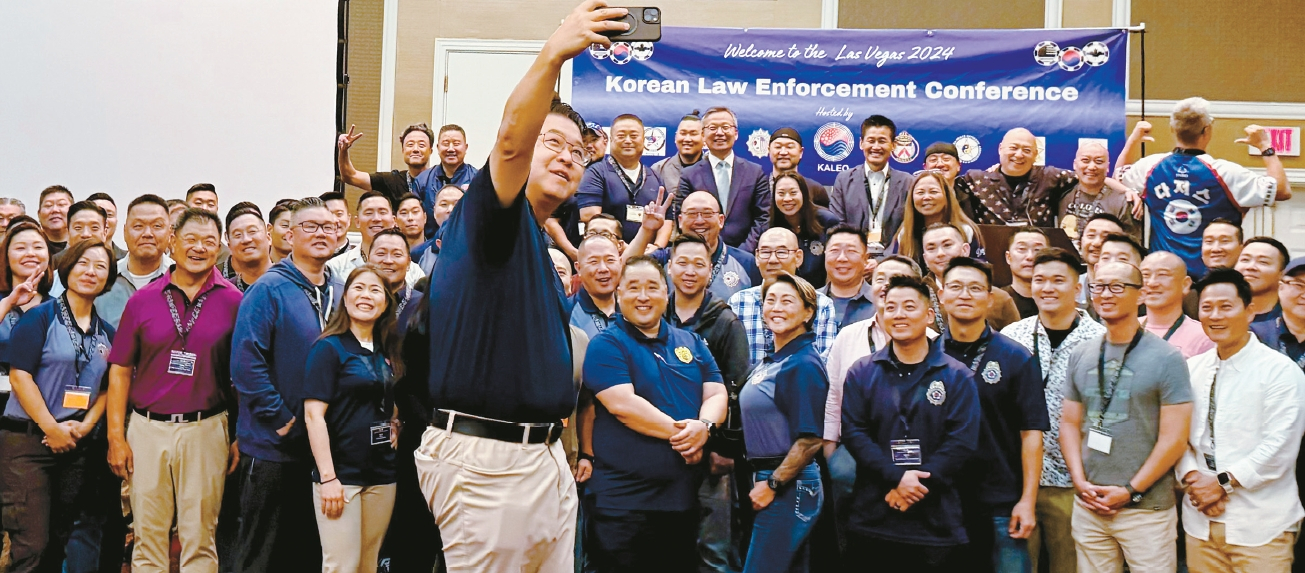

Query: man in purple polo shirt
104;208;243;573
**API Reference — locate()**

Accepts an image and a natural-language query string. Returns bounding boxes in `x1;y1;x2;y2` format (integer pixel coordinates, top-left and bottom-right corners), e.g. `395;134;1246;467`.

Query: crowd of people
0;2;1300;573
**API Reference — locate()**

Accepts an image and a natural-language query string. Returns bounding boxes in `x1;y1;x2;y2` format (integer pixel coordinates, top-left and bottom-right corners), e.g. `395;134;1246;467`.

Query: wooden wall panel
839;0;1044;30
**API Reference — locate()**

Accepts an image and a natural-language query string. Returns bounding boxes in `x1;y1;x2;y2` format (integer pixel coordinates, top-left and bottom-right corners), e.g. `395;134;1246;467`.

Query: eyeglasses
296;221;339;234
943;283;989;296
704;124;736;134
681;210;720;221
539;131;591;164
584;229;619;241
1088;282;1141;295
756;248;795;260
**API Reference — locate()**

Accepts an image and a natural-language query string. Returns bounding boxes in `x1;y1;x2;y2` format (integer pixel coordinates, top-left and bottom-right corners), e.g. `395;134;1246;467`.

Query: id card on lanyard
1088;329;1144;455
164;288;210;377
56;296;96;410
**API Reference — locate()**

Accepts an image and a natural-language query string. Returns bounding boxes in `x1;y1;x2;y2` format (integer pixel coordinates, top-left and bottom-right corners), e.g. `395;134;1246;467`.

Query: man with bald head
631;190;761;301
727;227;837;364
1059;142;1138;240
959;128;1079;227
1140;252;1214;359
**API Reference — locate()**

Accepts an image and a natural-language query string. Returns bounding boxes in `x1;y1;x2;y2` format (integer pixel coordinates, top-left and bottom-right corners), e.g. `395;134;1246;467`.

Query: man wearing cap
922;142;963;188
652;111;705;195
769;127;828;207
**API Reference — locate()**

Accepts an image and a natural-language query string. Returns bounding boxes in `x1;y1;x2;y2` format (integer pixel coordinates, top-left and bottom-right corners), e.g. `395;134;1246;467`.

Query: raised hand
337;124;364;151
544;1;629;62
641;186;674;233
1235;124;1271;152
6;270;44;309
1128;120;1155;144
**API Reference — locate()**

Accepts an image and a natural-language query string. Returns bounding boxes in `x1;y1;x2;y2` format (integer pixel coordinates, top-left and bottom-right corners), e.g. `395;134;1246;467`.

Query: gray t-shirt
1064;330;1192;510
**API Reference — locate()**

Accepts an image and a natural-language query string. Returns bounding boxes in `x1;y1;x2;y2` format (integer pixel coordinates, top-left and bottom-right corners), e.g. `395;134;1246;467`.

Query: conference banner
571;26;1128;185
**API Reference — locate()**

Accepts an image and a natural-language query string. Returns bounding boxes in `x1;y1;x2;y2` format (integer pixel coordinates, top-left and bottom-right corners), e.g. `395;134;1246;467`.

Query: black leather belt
430;410;563;445
133;405;226;423
0;415;83;435
748;456;785;471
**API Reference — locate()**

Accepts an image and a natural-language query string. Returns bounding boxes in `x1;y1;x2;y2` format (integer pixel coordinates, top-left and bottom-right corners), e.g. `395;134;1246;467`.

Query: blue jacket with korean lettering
840;338;981;546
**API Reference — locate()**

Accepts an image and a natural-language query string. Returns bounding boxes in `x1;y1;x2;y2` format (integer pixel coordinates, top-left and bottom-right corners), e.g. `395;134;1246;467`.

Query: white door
434;40;572;170
1267;197;1305;258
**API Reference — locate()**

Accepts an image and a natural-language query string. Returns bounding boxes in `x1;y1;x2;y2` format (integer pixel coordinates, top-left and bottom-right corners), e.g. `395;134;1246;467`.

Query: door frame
430;38;572;139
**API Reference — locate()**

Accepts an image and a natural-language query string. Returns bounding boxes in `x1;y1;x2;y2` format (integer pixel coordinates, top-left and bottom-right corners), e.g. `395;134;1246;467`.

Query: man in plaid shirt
728;227;837;364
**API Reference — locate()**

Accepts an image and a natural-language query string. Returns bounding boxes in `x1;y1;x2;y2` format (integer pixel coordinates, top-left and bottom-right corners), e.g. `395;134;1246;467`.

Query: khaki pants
312;482;396;573
415;425;577;573
1030;485;1078;573
1185;522;1296;573
127;411;229;573
1072;502;1178;573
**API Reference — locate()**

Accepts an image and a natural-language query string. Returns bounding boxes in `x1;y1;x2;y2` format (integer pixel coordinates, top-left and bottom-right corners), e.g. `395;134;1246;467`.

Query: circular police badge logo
1083;42;1110;67
589;43;611;60
1163;199;1203;235
631;42;654;61
1058;46;1084;72
643;127;667;156
96;343;109;356
723;271;741;287
926;380;947;406
982;361;1002;384
810;240;825;257
891;131;919;164
610;42;633;65
954;135;982;163
746;129;771;158
1034;41;1060;66
814;122;855;162
674;346;693;363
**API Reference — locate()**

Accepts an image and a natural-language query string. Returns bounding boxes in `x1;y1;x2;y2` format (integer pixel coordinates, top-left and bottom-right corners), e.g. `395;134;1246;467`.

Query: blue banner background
572;26;1128;186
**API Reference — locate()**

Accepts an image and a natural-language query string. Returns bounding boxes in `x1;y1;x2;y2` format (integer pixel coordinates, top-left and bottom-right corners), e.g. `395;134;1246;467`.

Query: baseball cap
1285;255;1305;277
924;142;959;161
769;127;803;147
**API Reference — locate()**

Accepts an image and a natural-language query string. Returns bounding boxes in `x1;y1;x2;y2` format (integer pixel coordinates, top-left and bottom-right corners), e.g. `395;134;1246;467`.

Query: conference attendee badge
63;385;92;410
866;229;882;245
890;439;922;466
674;346;693;363
167;350;198;377
371;421;392;446
1087;428;1113;455
626;205;645;223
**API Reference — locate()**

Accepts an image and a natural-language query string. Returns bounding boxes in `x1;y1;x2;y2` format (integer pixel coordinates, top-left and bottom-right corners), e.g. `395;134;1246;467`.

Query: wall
839;0;1044;29
343;0;386;210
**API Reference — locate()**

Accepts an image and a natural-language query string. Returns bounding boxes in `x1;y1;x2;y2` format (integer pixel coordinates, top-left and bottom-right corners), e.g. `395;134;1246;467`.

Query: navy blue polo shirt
425;163;576;423
942;328;1049;509
302;333;396;486
839;339;981;546
0;295;32;380
788;208;841;288
569;289;619;341
415;163;479;239
1254;318;1305;368
4;298;115;422
651;241;762;302
576;157;665;243
739;332;827;459
583;317;722;511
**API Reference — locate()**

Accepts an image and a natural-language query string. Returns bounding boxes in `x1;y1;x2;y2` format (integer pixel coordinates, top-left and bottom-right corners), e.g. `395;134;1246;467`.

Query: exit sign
1249;127;1301;157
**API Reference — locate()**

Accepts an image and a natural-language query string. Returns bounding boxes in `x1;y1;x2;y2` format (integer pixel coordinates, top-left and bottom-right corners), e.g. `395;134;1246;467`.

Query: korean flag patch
982;361;1002;384
926;381;946;406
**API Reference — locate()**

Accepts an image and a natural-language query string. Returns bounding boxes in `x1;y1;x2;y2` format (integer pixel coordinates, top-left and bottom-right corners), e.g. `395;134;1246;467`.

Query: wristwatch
1124;483;1144;506
699;419;716;432
1217;472;1235;494
767;475;784;492
1261;147;1278;157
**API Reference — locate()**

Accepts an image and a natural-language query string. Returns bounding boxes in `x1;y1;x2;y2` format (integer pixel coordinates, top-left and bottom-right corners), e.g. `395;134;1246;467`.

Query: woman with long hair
891;171;985;264
0;217;53;413
0;239;116;572
768;171;840;286
303;265;404;573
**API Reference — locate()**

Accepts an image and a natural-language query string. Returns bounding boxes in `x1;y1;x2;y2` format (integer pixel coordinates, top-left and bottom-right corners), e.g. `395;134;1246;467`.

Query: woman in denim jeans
739;272;829;573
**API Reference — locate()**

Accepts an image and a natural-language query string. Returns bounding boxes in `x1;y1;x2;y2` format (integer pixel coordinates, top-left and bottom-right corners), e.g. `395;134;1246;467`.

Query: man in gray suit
829;115;913;253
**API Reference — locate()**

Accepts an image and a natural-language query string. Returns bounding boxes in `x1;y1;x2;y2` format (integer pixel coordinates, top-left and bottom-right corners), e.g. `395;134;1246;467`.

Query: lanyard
1206;361;1222;459
1094;329;1145;429
952;339;991;373
301;284;334;329
884;343;924;437
1031;316;1081;383
863;169;887;228
1142;315;1185;341
707;242;728;287
405;171;418;196
608;156;645;204
395;288;412;318
164;288;210;351
56;295;95;377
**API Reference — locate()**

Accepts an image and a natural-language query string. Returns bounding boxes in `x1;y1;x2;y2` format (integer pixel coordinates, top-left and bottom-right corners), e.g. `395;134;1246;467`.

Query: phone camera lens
643;8;660;24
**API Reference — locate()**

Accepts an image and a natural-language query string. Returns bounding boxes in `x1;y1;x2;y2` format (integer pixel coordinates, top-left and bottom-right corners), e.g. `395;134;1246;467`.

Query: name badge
626;204;645;223
890;439;922;466
1087;428;1113;455
371;421;393;446
1204;453;1217;471
167;350;198;377
63;385;92;410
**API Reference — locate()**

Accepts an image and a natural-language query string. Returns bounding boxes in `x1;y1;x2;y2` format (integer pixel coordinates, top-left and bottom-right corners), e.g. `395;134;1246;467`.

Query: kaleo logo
814;123;854;162
1058;46;1084;72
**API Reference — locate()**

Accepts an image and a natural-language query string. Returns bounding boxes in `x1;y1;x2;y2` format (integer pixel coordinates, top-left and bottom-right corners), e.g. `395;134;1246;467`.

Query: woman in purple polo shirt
0;218;54;415
0;239;116;573
304;265;403;573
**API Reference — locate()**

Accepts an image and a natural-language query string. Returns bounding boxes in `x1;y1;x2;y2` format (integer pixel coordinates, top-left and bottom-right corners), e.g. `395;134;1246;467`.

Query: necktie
715;160;731;216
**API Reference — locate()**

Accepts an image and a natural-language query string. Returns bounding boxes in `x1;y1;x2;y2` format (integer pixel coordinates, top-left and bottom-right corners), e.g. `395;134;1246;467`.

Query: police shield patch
982;361;1002;384
674;346;693;363
926;381;946;406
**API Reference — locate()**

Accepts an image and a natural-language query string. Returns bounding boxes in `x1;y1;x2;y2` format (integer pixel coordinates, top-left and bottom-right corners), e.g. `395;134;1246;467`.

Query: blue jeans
825;445;856;551
743;464;822;573
991;516;1032;573
698;474;736;573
